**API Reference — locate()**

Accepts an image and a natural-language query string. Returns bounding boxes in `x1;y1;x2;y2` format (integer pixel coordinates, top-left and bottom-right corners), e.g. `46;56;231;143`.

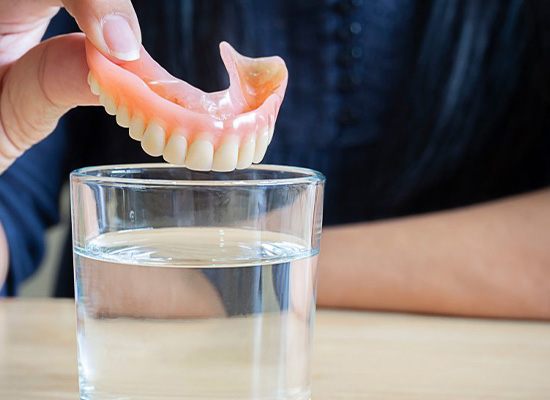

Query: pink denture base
85;39;288;148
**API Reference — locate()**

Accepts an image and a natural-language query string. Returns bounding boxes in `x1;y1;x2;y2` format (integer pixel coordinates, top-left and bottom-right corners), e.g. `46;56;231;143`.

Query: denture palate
85;40;288;172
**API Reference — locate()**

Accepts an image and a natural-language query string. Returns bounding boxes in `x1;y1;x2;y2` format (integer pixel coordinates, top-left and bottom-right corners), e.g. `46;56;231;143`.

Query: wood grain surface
1;299;549;399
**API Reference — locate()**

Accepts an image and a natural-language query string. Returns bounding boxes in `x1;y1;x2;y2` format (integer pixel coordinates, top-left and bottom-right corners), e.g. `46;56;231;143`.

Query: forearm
317;189;550;319
0;223;7;288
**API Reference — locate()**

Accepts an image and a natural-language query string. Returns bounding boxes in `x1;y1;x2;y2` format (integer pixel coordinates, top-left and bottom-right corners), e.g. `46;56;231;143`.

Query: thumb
62;0;141;62
0;33;97;172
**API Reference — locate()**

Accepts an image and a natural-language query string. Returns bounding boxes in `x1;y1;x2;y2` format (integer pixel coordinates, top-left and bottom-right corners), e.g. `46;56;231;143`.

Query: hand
0;0;141;173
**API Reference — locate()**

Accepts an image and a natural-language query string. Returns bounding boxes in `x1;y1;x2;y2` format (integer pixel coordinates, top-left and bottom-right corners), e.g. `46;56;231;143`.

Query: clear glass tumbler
70;164;325;400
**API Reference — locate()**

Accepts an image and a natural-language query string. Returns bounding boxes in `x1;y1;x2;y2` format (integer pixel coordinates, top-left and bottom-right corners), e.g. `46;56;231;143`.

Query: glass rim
70;163;325;187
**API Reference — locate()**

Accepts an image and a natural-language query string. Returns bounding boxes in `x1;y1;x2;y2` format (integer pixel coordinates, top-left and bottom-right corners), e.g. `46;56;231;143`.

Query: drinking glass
70;164;325;400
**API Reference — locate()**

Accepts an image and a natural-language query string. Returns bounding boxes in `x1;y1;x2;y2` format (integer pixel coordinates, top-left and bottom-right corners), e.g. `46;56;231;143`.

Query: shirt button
336;22;361;40
351;46;363;59
349;22;362;35
338;46;363;67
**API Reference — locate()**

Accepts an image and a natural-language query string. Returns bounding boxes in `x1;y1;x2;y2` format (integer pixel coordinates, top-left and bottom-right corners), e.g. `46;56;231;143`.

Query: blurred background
20;186;69;296
5;1;550;310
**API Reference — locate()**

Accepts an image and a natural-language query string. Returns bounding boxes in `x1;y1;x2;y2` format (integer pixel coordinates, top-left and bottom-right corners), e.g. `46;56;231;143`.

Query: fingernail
102;14;140;61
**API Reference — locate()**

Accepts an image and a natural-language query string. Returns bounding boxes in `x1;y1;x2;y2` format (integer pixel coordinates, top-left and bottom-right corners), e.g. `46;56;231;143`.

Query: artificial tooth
185;139;214;171
116;106;131;128
99;92;117;115
128;115;145;141
268;124;275;144
88;73;101;95
163;132;188;165
236;136;255;170
212;136;239;172
141;122;166;157
253;128;270;163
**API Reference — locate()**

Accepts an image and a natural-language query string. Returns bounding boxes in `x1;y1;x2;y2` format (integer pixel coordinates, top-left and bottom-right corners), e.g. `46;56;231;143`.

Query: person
0;0;549;319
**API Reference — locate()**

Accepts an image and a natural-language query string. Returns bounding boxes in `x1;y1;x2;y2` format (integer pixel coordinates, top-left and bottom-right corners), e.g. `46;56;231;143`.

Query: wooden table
1;299;550;399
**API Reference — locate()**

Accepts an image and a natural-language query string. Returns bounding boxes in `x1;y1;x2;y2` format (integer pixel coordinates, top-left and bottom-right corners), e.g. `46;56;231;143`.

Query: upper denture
85;40;288;172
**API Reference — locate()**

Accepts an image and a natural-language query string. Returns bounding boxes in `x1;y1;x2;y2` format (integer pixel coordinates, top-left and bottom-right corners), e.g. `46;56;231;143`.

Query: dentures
85;40;288;171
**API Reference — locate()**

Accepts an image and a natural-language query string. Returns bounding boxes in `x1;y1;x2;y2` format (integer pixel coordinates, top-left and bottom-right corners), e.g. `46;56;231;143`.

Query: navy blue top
1;0;549;296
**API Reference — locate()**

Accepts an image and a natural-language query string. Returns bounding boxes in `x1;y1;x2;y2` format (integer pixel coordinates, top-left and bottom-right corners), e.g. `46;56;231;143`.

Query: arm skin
317;188;550;320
